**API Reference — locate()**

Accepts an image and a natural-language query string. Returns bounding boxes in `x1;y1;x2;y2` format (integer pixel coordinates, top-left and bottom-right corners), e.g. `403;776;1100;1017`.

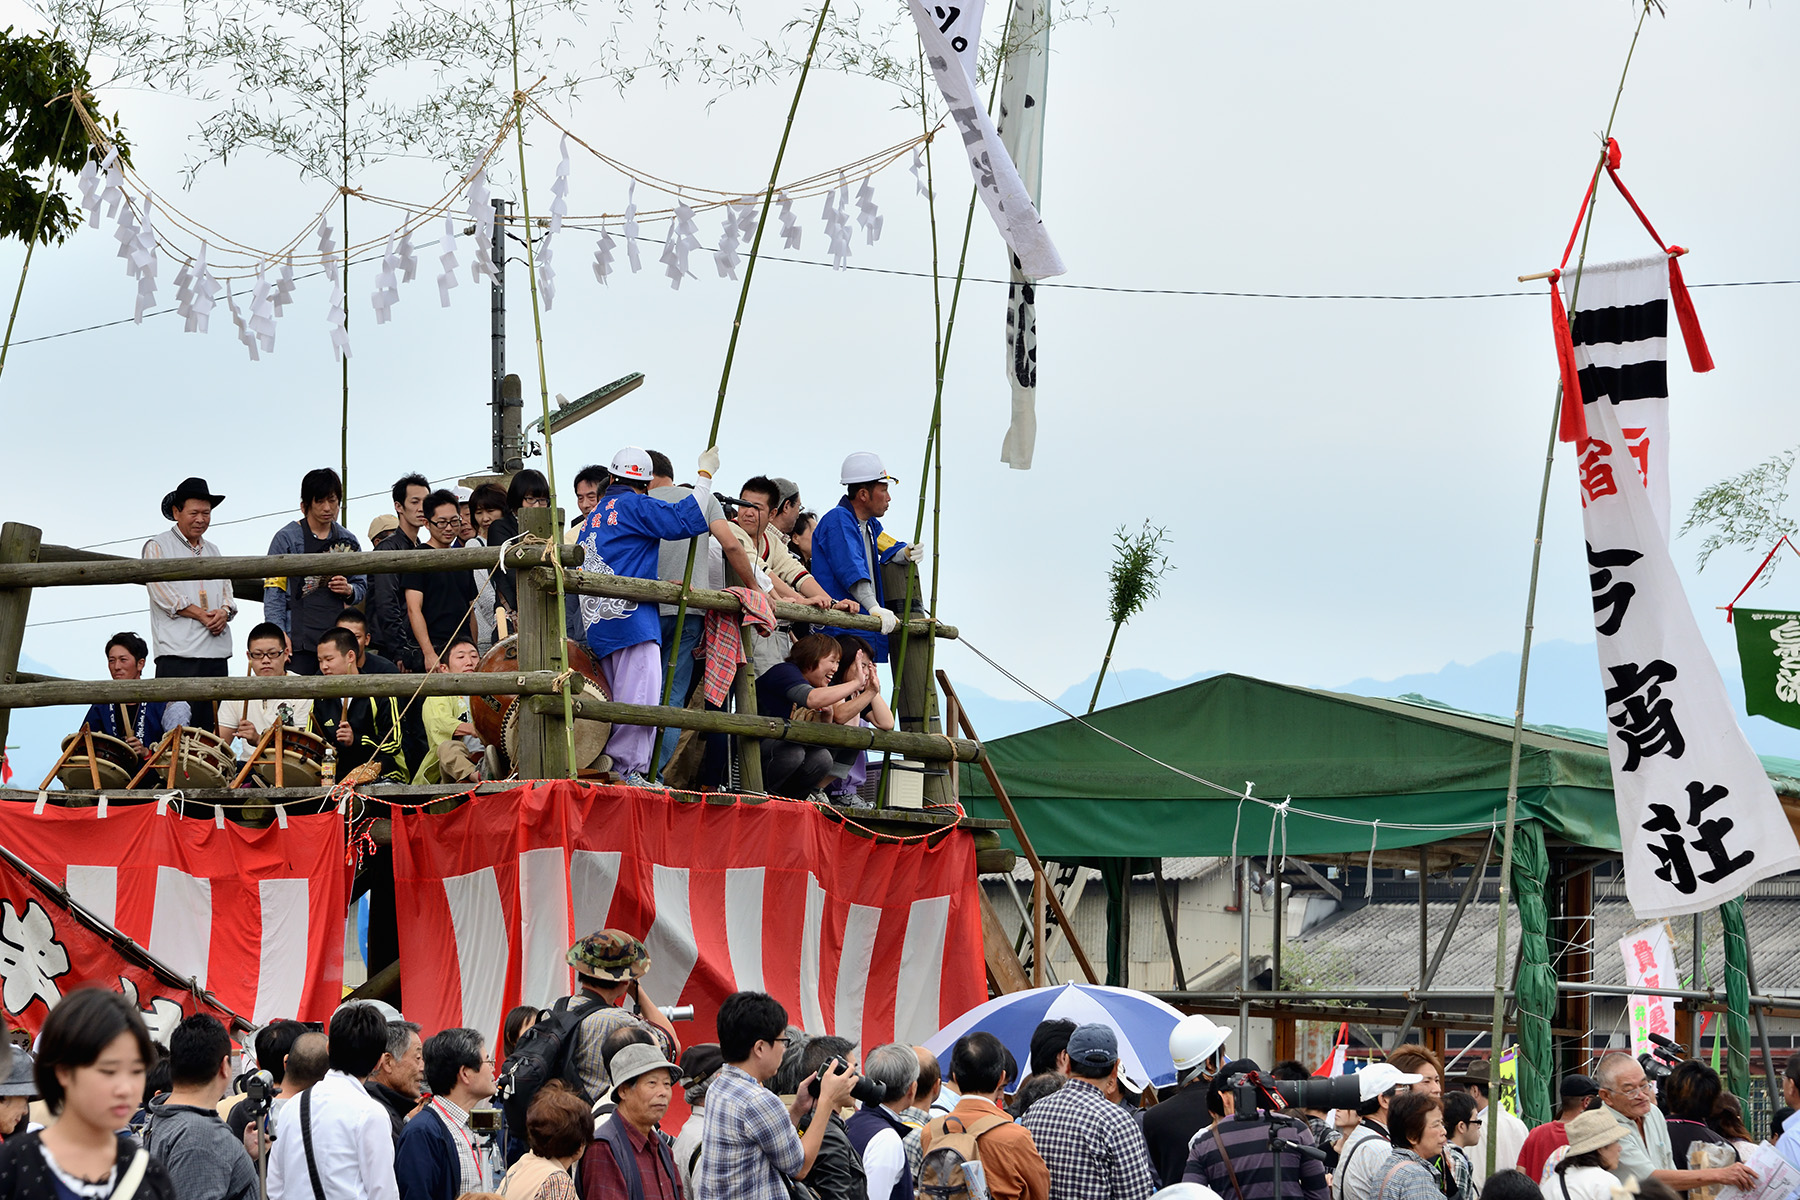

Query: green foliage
1680;448;1799;577
0;25;128;245
1106;520;1174;627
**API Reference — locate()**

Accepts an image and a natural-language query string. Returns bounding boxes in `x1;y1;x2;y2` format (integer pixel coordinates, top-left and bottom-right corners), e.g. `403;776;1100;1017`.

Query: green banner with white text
1733;608;1800;730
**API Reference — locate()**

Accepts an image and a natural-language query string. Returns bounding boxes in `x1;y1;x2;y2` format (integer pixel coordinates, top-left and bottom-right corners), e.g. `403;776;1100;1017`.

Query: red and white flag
1313;1022;1348;1077
0;798;348;1024
392;782;986;1051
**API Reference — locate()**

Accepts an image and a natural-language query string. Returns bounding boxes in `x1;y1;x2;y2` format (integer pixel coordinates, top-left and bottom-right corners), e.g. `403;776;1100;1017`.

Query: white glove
697;446;721;480
872;605;900;635
903;542;925;564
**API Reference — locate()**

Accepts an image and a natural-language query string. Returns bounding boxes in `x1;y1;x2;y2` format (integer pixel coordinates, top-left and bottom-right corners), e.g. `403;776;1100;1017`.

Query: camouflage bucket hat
567;928;651;983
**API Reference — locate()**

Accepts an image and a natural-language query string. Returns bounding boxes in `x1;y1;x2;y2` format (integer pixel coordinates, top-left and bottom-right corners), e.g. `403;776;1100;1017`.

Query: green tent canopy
960;673;1800;861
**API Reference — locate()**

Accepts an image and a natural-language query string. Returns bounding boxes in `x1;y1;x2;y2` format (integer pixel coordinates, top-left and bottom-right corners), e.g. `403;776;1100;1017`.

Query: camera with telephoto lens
1228;1070;1363;1118
806;1055;889;1107
1640;1032;1687;1083
235;1069;275;1115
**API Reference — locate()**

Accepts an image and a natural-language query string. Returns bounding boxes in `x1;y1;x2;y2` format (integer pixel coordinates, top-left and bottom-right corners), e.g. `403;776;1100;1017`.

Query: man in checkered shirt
1019;1025;1159;1200
692;991;859;1200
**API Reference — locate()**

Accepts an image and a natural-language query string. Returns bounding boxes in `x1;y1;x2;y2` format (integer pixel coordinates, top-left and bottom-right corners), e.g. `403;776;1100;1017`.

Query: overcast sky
4;0;1799;760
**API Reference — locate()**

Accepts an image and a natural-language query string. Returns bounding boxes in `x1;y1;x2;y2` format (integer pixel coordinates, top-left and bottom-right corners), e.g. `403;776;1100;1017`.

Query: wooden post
735;621;763;793
514;508;571;780
0;523;42;779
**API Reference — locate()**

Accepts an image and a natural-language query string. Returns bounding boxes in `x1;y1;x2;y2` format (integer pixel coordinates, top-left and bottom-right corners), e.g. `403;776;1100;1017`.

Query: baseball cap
1356;1061;1422;1101
611;447;655;481
839;451;897;487
770;477;801;507
1066;1023;1119;1072
680;1044;724;1086
1561;1073;1599;1098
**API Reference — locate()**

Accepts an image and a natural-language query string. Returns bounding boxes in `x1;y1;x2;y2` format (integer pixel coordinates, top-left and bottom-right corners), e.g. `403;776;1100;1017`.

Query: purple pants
600;640;663;775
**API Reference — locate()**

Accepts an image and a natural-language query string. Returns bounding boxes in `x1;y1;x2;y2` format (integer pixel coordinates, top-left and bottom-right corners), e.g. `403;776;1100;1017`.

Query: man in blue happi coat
809;452;922;663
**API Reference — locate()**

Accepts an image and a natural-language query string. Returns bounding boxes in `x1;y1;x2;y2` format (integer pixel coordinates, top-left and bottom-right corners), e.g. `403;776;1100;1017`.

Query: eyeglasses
429;517;462;529
770;1036;793;1048
1607;1081;1655;1097
248;649;285;662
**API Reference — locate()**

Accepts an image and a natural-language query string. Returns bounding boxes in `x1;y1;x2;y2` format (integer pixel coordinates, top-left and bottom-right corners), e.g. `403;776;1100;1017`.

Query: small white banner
908;0;1065;280
1618;921;1676;1059
1571;257;1800;917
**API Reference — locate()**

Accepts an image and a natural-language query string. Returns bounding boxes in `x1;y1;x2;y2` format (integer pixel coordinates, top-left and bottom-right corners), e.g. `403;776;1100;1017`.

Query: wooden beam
512;509;570;780
0;542;583;588
938;671;1101;986
0;522;43;775
0;671;568;709
544;568;957;640
979;886;1032;995
526;693;982;762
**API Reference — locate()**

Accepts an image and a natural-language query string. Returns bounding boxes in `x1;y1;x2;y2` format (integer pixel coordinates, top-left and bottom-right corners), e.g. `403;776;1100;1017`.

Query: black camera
807;1055;890;1107
1640;1032;1687;1083
235;1068;275;1113
1228;1070;1362;1118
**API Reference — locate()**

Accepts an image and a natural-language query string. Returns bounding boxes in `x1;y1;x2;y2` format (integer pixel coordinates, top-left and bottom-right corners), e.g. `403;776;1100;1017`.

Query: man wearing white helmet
576;446;721;783
808;452;922;663
1142;1015;1232;1186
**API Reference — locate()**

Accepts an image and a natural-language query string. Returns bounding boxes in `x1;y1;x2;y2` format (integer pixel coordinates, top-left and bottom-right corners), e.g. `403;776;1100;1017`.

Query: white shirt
1337;1119;1393;1200
862;1120;906;1200
143;528;236;659
673;1103;705;1196
267;1070;400;1200
1554;1165;1623;1200
1468;1104;1528;1187
217;676;313;748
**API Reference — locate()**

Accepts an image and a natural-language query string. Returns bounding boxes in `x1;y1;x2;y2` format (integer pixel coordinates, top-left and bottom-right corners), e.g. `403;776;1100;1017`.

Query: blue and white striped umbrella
923;983;1201;1092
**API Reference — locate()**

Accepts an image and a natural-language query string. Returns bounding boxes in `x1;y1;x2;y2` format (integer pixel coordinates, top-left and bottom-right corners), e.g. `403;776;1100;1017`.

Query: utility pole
490;198;522;475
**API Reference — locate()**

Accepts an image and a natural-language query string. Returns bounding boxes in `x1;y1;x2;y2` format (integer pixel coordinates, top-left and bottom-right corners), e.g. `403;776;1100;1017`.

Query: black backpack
497;993;602;1133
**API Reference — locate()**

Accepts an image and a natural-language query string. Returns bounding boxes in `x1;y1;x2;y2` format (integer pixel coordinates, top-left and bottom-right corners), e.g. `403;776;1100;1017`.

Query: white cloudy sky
4;0;1799;753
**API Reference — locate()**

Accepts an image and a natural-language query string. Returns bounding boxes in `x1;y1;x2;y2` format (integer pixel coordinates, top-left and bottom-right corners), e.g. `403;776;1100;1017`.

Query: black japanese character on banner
1588;542;1643;638
1605;659;1686;771
1642;781;1756;895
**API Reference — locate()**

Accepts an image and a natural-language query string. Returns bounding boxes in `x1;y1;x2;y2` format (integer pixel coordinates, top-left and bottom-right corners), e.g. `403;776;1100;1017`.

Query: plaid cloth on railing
700;587;777;706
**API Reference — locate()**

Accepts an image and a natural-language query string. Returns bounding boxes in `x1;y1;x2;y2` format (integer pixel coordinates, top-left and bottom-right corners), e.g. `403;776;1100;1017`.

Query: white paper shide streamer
318;215;350;360
623;183;642;273
372;232;400;324
539;136;570;309
593;220;616;284
437;215;460;308
778;191;801;250
469;170;497;282
662;202;700;289
907;0;1064;279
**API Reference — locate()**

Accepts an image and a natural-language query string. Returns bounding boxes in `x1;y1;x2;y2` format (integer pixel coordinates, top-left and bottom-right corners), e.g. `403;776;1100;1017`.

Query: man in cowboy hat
142;477;235;724
564;929;683;1103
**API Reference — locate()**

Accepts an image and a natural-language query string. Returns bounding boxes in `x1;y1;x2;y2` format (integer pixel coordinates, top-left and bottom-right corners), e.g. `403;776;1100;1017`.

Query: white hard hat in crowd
611;447;654;481
1169;1014;1232;1072
1153;1185;1226;1200
839;451;897;487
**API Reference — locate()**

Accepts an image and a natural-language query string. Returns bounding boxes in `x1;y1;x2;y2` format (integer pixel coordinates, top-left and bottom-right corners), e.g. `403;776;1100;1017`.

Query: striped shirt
1183;1112;1329;1200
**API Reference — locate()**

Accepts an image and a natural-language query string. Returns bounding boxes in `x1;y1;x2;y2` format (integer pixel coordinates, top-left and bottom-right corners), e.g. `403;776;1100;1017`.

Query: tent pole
1240;857;1252;1059
1419;847;1429;990
1744;932;1781;1100
1154;860;1187;993
1394;833;1494;1046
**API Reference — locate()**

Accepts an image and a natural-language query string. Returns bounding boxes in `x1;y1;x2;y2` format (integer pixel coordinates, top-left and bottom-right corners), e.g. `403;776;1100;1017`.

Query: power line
25;609;143;630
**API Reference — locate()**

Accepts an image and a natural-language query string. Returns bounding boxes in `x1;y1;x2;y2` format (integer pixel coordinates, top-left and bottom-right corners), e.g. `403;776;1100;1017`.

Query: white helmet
1169;1014;1232;1073
1153;1186;1226;1200
611;446;654;481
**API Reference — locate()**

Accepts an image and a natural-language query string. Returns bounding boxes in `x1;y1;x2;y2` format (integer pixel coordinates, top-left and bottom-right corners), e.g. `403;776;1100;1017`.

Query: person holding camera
1018;1024;1159;1200
693;991;860;1200
795;1037;873;1200
1181;1058;1329;1200
564;930;683;1101
142;1014;260;1200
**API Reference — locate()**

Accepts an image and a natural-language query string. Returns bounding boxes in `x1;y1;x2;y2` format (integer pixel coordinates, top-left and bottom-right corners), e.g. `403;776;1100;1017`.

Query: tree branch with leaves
1089;520;1173;714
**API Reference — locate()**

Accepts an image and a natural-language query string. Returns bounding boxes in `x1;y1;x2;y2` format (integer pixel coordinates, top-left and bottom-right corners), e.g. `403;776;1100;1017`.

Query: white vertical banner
1572;258;1800;918
1618;922;1677;1059
908;0;1065;281
998;0;1049;470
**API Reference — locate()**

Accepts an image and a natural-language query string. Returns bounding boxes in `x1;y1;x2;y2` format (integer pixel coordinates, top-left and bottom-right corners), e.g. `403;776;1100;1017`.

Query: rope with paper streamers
65;86;932;284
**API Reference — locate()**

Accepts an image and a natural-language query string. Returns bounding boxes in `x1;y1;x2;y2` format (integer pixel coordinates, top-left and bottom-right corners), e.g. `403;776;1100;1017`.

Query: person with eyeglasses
402;489;481;673
395;1028;498;1200
216;621;313;752
1591;1052;1756;1193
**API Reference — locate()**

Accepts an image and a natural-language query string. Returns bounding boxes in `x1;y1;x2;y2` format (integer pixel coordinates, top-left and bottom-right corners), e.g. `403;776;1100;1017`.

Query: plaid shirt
692;1064;803;1200
1019;1079;1159;1200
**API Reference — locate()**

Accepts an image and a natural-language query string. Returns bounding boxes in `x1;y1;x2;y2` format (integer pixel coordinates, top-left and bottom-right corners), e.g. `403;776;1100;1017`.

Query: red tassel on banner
1550;270;1588;443
1665;248;1714;373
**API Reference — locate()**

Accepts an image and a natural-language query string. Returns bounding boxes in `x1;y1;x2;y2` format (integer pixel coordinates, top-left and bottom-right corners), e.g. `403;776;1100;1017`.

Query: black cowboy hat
162;477;225;520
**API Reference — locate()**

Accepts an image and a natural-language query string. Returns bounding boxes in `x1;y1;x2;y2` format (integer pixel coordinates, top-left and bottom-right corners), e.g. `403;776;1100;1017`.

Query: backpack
497;993;604;1134
918;1112;1009;1200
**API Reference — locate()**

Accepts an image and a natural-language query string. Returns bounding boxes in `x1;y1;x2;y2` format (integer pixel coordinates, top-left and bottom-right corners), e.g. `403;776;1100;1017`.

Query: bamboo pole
0;523;42;776
0;671;568;708
0;543;581;588
651;0;836;774
543;569;956;639
1489;6;1654;1170
525;692;981;763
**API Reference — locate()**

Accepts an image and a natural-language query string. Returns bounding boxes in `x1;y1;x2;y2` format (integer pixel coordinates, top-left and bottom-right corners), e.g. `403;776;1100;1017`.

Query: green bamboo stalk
648;0;836;778
339;6;351;519
508;0;576;776
1087;621;1122;715
1487;3;1653;1170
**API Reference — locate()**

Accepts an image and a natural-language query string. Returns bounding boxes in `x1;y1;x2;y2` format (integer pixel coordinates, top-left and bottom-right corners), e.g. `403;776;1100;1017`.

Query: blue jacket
843;1104;915;1200
262;519;369;646
394;1107;460;1200
811;496;906;662
577;484;710;660
81;699;184;745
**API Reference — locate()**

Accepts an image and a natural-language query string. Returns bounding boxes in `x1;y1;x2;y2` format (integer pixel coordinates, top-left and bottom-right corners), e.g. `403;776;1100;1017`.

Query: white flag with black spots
998;0;1048;469
1571;258;1800;917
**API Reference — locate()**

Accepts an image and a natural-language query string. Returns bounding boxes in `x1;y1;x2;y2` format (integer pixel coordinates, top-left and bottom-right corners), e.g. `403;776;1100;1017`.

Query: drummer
216;622;313;753
309;628;409;782
412;636;486;784
78;632;192;761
